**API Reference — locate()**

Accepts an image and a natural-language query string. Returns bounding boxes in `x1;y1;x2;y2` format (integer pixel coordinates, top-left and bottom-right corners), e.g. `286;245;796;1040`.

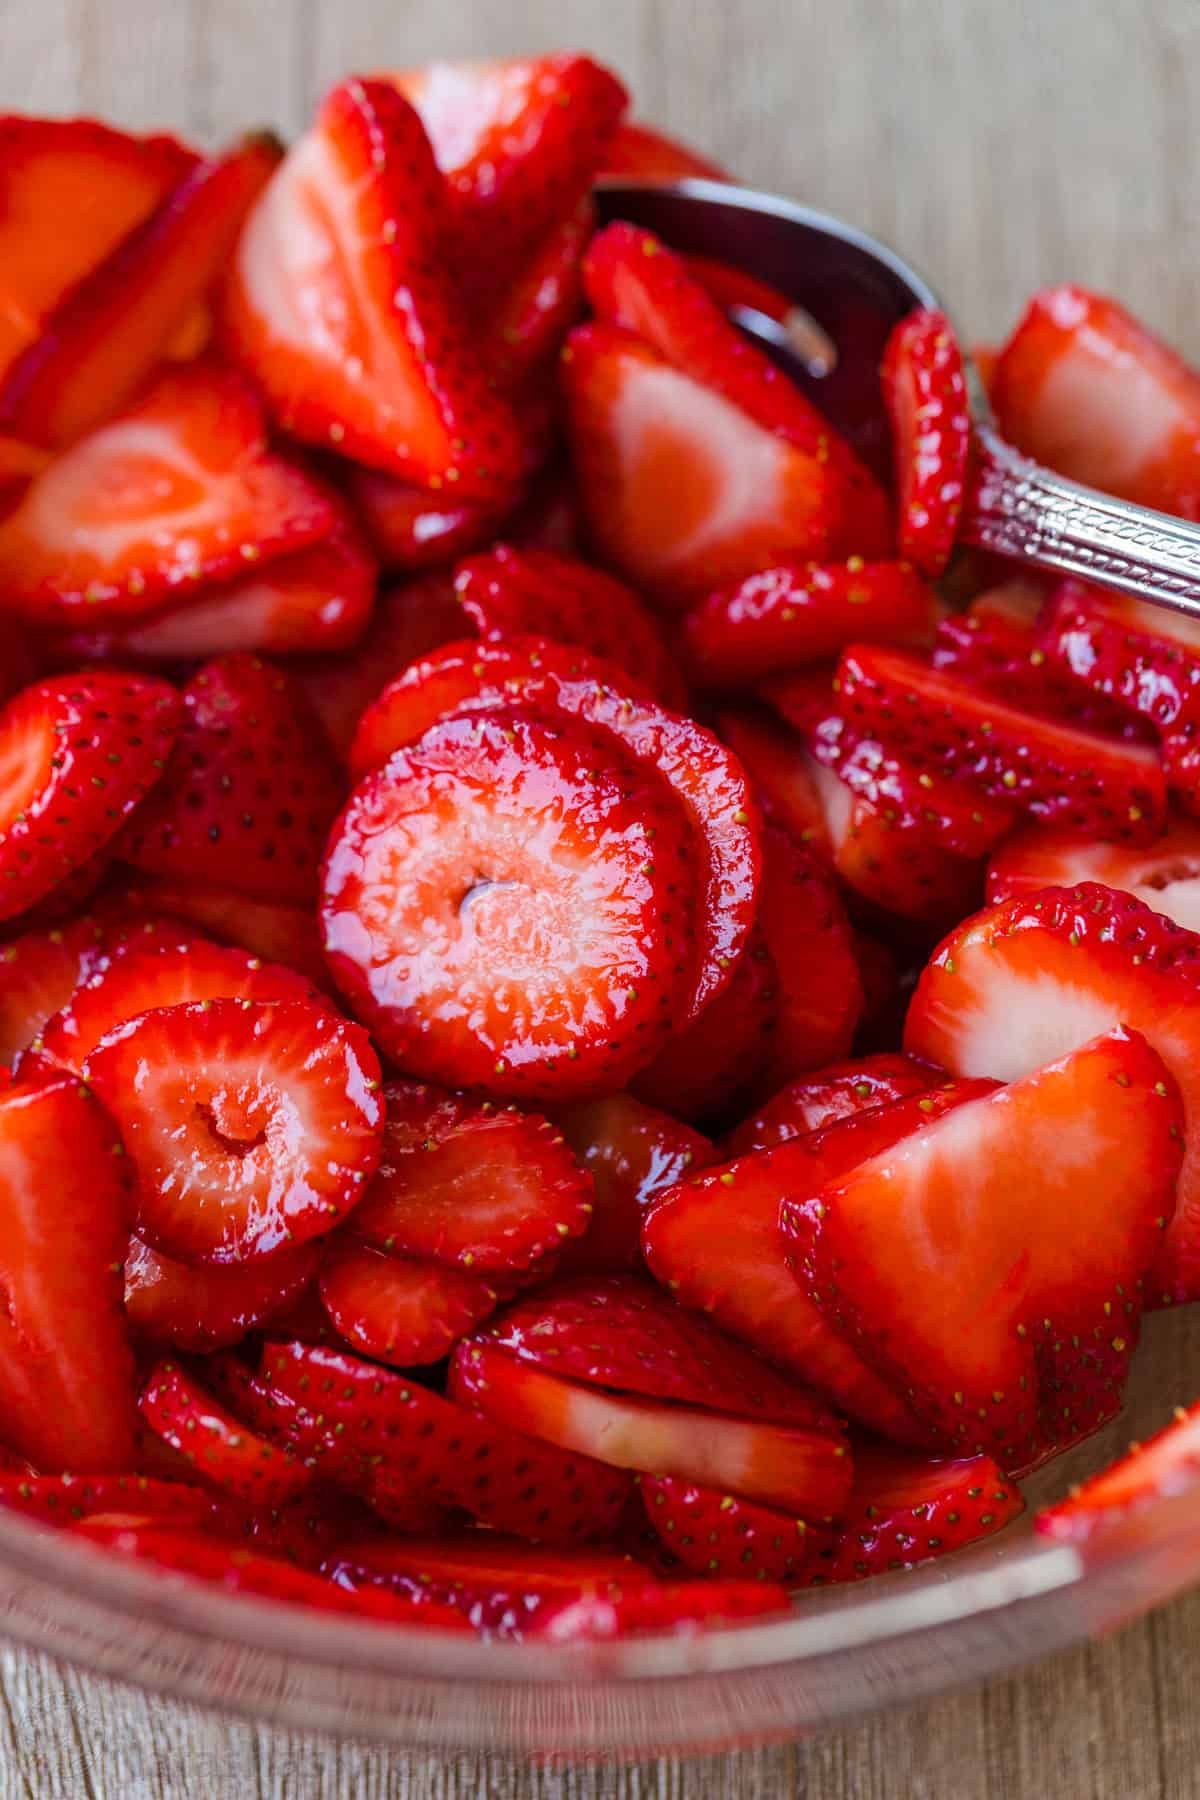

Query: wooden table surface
3;0;1200;1791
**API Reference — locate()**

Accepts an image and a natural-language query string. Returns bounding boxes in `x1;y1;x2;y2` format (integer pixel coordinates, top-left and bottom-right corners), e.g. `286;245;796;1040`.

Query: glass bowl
1;1306;1198;1758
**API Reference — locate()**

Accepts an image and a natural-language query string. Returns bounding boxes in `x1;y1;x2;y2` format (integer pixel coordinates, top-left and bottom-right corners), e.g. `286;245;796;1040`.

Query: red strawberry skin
639;1475;832;1583
600;121;727;182
317;1238;500;1367
124;1235;320;1353
555;1094;713;1275
725;1053;942;1156
632;926;778;1124
139;1359;312;1505
755;825;864;1090
1037;1400;1200;1543
880;309;970;576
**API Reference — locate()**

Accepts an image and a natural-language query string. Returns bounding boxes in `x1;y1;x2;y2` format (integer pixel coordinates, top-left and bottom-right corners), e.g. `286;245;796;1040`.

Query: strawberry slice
638;1475;831;1583
260;1339;634;1544
0;671;179;923
85;996;383;1264
600;121;727;182
683;559;939;689
632;926;778;1123
212;1488;379;1569
1038;1400;1200;1543
555;1094;713;1276
906;882;1200;1304
1041;579;1200;734
124;1236;321;1352
484;193;592;394
118;653;342;905
35;935;315;1074
561;322;851;606
0;117;195;386
349;1081;593;1274
450;1339;853;1519
323;708;695;1099
0;913;113;1066
221;78;523;499
0;1069;136;1470
318;1239;500;1366
347;469;508;574
725;1054;942;1156
454;545;682;706
992;287;1200;518
527;1579;789;1640
987;813;1200;933
643;1084;990;1443
583;224;890;557
112;874;331;990
0;135;279;449
880;309;969;576
0;1473;216;1531
756;825;864;1087
717;705;834;857
347;637;760;1021
139;1359;312;1504
834;643;1166;842
805;1446;1023;1584
786;1029;1182;1463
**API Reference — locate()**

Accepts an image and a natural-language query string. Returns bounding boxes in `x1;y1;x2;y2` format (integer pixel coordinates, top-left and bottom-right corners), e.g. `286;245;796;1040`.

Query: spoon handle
959;426;1200;621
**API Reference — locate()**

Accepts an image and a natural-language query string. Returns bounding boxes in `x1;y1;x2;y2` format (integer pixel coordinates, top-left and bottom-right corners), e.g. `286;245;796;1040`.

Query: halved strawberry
0;116;195;386
261;1339;634;1544
0;1473;216;1531
805;1445;1023;1584
0;913;112;1065
139;1359;312;1504
683;559;939;689
221;78;523;499
0;135;279;449
527;1578;789;1640
987;813;1200;934
786;1029;1182;1463
756;825;864;1087
834;644;1166;842
725;1054;942;1156
349;1081;593;1274
0;362;339;625
0;1069;136;1470
450;1338;853;1519
1038;1400;1200;1543
111;874;330;990
34;935;314;1074
632;927;777;1123
85;996;383;1264
346;470;506;573
561;323;850;607
599;120;727;182
0;671;179;923
318;1239;500;1366
118;653;342;905
880;309;969;576
1041;579;1200;734
906;882;1200;1304
124;1236;321;1352
638;1475;831;1583
453;545;682;705
323;708;695;1099
555;1093;713;1275
992;287;1200;518
475;1275;841;1427
643;1084;991;1442
347;637;760;1021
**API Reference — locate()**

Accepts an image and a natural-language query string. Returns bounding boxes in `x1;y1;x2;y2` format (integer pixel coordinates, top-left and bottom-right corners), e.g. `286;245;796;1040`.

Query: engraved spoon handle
959;425;1200;621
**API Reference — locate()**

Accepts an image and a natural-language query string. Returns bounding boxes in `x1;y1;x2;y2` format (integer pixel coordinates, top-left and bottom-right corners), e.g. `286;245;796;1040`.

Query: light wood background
2;0;1200;1792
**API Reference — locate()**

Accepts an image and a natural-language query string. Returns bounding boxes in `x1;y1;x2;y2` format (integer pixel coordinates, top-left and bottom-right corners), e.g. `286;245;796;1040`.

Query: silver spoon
596;177;1200;621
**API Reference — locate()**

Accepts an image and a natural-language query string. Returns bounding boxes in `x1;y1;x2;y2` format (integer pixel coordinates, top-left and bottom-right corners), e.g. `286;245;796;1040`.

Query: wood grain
0;0;1198;1791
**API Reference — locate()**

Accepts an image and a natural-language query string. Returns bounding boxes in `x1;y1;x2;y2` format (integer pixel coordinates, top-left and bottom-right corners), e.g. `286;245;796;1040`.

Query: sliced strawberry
834;644;1166;842
202;1352;370;1491
683;559;939;690
0;135;279;449
1038;1400;1200;1543
453;545;681;706
683;257;807;337
35;935;314;1074
632;927;778;1123
1041;578;1200;735
86;996;383;1264
318;1239;500;1366
583;224;889;557
118;653;342;905
347;470;506;574
0;1069;136;1470
987;813;1200;934
527;1579;789;1640
221;78;523;499
450;1339;853;1519
880;309;969;576
470;1274;841;1428
124;1236;321;1352
0;671;179;923
0;1472;215;1530
555;1093;713;1275
0;913;112;1065
213;1488;379;1569
261;1339;634;1544
906;882;1200;1304
112;874;330;990
805;1446;1023;1584
486;194;592;393
323;708;695;1099
349;1081;593;1274
716;706;832;857
992;287;1200;518
756;825;864;1087
726;1054;942;1156
643;1085;991;1442
787;1029;1181;1463
0;117;195;386
139;1359;312;1504
561;323;850;607
347;637;760;1021
639;1475;831;1583
600;121;727;182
